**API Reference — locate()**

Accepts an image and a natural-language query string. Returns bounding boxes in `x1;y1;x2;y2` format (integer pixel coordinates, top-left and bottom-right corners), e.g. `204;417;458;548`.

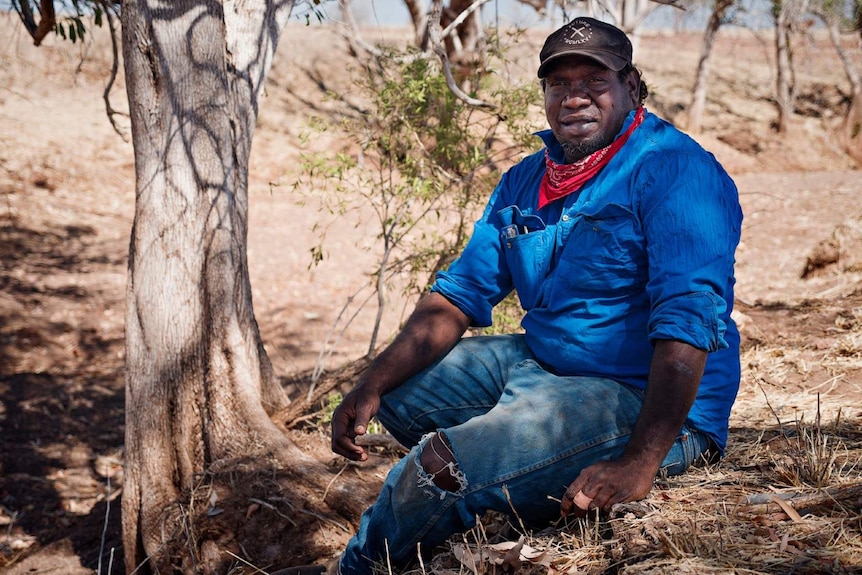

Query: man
331;16;742;575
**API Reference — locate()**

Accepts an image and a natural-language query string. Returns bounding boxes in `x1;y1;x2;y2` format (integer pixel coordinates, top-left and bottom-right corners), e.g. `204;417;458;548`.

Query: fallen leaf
452;543;481;575
770;495;803;522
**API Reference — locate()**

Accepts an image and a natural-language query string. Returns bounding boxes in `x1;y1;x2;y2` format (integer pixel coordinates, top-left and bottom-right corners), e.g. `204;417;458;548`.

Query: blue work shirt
431;109;743;452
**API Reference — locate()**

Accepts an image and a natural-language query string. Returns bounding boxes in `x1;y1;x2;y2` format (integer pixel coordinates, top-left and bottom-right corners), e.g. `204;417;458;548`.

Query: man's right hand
330;384;382;461
330;293;470;461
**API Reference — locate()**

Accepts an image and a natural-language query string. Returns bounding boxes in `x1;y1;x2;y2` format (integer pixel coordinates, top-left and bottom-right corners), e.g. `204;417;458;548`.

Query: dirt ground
1;12;861;575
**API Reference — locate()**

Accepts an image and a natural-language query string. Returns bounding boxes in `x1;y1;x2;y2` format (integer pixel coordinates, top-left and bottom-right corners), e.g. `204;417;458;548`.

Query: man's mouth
561;112;597;125
559;116;597;136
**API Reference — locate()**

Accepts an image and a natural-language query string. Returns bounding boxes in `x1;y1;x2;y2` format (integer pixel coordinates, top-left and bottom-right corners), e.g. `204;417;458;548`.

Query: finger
352;405;375;436
332;434;367;461
573;490;593;511
560;483;592;517
589;483;626;511
560;467;594;514
342;442;367;461
330;409;367;461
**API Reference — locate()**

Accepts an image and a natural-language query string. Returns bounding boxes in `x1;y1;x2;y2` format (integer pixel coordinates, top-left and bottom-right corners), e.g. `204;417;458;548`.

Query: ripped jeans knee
417;431;468;496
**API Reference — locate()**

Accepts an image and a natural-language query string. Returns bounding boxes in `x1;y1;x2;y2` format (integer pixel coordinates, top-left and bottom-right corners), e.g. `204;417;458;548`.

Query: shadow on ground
0;217;125;573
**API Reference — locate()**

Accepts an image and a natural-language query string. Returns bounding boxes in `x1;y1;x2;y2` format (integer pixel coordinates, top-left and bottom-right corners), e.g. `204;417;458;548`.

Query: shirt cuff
431;274;494;328
649;292;728;352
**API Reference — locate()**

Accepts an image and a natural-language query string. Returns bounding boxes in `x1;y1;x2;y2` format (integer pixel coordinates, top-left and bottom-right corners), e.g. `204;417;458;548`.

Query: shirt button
561;215;570;222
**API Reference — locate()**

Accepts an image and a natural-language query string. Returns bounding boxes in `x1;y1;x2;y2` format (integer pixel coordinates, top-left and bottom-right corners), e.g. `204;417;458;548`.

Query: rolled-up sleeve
431;182;517;327
639;153;742;352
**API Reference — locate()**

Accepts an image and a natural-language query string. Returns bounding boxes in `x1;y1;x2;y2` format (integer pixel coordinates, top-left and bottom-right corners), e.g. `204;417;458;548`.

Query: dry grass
384;341;862;575
403;408;861;575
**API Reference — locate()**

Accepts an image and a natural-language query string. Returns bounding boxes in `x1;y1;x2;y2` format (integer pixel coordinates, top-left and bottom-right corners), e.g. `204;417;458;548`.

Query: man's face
543;56;639;163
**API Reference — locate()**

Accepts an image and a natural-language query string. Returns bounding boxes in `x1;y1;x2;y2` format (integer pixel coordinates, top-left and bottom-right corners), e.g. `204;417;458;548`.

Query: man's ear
626;70;640;106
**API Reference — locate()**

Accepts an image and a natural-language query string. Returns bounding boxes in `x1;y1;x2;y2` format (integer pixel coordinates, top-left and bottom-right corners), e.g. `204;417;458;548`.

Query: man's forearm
358;292;471;395
621;339;707;471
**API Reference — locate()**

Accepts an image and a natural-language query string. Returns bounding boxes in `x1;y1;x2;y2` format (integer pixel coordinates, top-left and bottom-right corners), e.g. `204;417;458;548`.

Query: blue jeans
339;335;712;575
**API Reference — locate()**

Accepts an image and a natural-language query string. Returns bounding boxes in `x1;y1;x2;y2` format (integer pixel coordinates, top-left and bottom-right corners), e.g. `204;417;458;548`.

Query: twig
12;0;55;45
97;1;129;141
272;356;371;428
97;472;111;575
756;379;785;429
355;433;407;452
337;0;383;59
739;483;862;507
322;463;348;503
248;498;297;526
298;508;349;533
222;548;269;574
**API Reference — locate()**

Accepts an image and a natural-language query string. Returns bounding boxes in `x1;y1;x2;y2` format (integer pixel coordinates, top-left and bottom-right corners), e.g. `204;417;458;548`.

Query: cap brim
537;50;629;77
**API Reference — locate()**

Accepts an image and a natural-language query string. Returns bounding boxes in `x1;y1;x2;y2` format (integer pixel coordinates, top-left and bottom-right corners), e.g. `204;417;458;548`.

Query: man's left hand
560;458;656;516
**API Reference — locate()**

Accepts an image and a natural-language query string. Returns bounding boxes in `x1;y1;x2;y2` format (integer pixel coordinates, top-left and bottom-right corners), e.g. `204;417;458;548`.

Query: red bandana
538;106;645;210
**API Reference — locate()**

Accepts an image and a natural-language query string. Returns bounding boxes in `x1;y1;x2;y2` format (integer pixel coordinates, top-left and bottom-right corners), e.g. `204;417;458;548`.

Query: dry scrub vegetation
1;12;861;575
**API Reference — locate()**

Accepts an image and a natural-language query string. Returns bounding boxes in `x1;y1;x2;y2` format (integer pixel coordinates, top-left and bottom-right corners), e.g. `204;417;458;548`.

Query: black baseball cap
538;17;633;77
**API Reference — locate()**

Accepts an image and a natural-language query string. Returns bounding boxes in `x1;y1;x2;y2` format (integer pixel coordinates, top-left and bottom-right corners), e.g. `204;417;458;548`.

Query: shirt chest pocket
556;203;647;295
498;206;553;310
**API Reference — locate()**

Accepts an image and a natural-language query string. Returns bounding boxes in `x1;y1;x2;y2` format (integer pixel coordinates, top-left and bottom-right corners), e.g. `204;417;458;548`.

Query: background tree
687;0;736;133
118;1;381;573
812;0;862;161
294;43;539;365
5;1;541;571
10;0;859;572
772;0;809;132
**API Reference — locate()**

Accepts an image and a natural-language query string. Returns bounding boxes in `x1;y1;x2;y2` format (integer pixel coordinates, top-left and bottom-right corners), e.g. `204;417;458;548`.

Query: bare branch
427;0;494;109
98;1;128;141
337;0;383;60
740;483;862;509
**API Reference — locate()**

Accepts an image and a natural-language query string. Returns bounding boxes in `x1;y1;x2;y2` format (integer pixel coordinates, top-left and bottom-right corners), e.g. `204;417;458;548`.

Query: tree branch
98;1;129;141
427;0;494;109
740;483;862;510
12;0;56;46
441;0;494;39
337;0;383;60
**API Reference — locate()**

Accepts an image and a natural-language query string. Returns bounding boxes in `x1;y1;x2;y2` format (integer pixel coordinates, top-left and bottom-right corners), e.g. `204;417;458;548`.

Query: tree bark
119;2;368;573
774;2;792;132
687;0;733;134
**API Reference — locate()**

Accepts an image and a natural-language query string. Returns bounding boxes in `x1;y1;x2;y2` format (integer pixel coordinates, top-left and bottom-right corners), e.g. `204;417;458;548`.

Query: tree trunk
773;0;805;133
688;0;733;133
820;13;862;162
841;87;862;163
120;2;369;573
775;7;791;132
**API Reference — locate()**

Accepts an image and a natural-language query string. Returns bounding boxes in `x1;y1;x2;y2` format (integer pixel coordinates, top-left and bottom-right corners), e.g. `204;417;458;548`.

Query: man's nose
561;87;590;106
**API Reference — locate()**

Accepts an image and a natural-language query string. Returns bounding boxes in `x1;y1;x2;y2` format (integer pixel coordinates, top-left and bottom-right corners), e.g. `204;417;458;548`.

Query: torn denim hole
416;432;468;499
